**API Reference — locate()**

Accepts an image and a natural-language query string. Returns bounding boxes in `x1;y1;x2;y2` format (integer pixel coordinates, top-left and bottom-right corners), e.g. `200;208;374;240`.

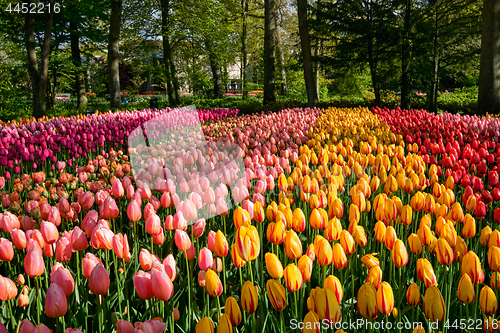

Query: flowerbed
0;106;500;333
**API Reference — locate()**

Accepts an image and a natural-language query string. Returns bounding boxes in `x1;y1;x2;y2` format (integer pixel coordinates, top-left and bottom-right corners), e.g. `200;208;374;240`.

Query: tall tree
241;0;249;99
297;0;317;107
24;0;56;118
108;0;122;109
207;38;224;98
160;0;176;105
276;0;288;96
400;0;412;110
264;0;276;105
478;0;500;115
70;19;88;109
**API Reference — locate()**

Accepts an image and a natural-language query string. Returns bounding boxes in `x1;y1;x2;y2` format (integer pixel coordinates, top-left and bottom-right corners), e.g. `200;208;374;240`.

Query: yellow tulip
233;206;251;229
436;238;454;265
406;282;420;306
416;258;437;288
265;253;283;279
324;275;343;303
457;273;475;304
309;287;341;323
205;269;223;297
488;246;500;272
480;286;498;316
461;251;485;284
253;201;265;223
196;317;214;333
298;255;313;283
284;230;302;260
284;264;303;292
235;225;260;262
216;314;232;333
357;282;377;319
376;282;394;315
241;281;258;314
340;230;355;255
231;244;246;268
408;233;423;255
266;279;287;311
366;265;383;288
224;296;242;326
302;311;320;333
423;285;445;322
392;239;408;267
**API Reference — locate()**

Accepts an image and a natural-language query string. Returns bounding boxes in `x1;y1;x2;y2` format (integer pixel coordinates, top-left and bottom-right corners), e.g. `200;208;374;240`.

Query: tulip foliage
2;105;500;333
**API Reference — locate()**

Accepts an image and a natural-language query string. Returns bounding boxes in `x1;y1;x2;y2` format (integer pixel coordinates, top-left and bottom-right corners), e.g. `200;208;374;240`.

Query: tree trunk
241;0;248;99
170;58;181;105
24;0;55;119
51;67;57;109
367;37;381;106
207;40;223;98
264;0;276;105
276;25;288;96
478;0;500;115
160;0;175;105
297;0;317;107
108;0;122;109
70;20;88;109
428;4;439;113
401;0;411;110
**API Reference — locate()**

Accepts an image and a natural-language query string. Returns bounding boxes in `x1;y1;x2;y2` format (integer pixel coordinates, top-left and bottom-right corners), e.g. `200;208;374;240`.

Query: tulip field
3;105;500;333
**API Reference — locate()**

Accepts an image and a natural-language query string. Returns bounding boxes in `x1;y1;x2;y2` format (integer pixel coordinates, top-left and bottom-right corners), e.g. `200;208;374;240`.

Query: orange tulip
360;253;379;270
480;226;492;246
266;220;285;245
436;238;454;265
385;226;397;250
302;311;321;333
400;205;412;226
416;258;437;288
196;317;214;333
339;230;355;255
253;201;265;223
265;253;283;279
231;244;246;268
234;207;251;229
461;251;485;284
284;230;302;259
315;237;333;266
332;242;347;270
298;255;313;282
308;287;341;323
214;230;229;257
408;233;423;255
309;208;325;230
217;314;232;333
374;221;386;243
366;265;383;289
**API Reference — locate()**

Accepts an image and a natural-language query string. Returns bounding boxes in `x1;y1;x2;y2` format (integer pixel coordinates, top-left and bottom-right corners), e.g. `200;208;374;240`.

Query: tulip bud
423;285;445;322
266;279;287;311
457;273;475;304
224;296;242;326
241;281;258;313
357;282;377;319
406;283;420;306
480;286;498;316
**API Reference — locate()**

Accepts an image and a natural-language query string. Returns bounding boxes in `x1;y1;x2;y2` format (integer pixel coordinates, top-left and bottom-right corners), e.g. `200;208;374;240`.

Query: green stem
185;252;191;331
222;256;227;298
36;276;41;324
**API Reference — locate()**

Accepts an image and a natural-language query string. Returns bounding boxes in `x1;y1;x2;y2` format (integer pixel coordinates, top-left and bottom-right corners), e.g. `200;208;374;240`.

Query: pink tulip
0;238;13;261
11;229;26;249
78;191;95;210
101;197;119;219
82;253;102;279
198;247;214;272
40;221;59;245
112;178;124;198
193;218;206;237
24;249;44;277
116;319;134;333
172;212;187;230
0;276;16;301
140;249;153;271
151;267;174;301
185;242;196;260
127;200;142;222
51;266;75;296
71;226;88;251
47;206;61;227
112;233;130;259
133;270;155;300
145;214;162;235
208;230;216;252
59;197;70;214
163;254;177;281
18;319;35;333
55;237;72;262
89;264;110;295
45;283;68;318
134;319;167;333
179;199;197;221
174;230;192;251
160;192;171;208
